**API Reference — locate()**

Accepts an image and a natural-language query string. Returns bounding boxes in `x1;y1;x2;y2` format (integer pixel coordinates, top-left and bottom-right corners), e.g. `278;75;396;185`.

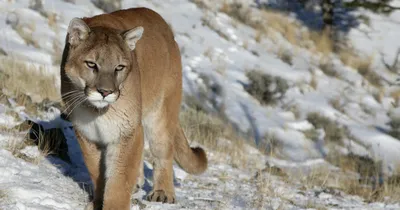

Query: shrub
245;70;289;105
91;0;121;13
306;112;345;143
319;61;339;77
278;48;293;65
388;115;400;140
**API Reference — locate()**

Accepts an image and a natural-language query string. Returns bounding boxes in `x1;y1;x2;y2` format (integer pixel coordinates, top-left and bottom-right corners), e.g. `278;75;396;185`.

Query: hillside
0;0;400;209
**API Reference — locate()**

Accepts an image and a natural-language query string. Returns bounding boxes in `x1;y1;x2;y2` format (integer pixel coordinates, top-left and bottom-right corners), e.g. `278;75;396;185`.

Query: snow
0;0;400;209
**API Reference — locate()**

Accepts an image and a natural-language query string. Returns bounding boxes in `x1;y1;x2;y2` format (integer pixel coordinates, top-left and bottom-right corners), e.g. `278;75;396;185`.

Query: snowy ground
1;0;400;209
1;132;399;210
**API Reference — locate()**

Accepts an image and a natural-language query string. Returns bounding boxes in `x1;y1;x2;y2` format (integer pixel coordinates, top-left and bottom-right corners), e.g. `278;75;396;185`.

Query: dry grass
309;31;333;56
256;10;301;47
219;2;253;26
4;123;38;163
52;39;63;65
218;1;376;77
47;12;58;31
201;13;230;41
372;87;384;104
0;56;60;111
258;133;281;157
180;108;248;167
252;170;272;209
219;1;333;57
2;120;68;164
390;88;400;107
6;139;37;163
14;23;39;48
339;49;371;70
254;30;263;43
46;12;64;65
338;50;381;86
31;125;69;162
190;0;209;9
277;48;293;65
357;60;381;87
309;71;318;90
298;153;400;203
339;49;358;67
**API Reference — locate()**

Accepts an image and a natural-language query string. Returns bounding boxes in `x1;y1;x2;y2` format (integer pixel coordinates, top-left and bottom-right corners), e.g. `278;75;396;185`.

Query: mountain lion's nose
97;88;113;97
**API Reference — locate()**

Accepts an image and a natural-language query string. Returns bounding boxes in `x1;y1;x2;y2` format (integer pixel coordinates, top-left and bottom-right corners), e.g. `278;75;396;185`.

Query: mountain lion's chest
71;107;133;144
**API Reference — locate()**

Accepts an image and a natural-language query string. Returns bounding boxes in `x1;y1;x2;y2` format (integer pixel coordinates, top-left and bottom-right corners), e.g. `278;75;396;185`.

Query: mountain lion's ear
122;26;144;50
67;18;90;46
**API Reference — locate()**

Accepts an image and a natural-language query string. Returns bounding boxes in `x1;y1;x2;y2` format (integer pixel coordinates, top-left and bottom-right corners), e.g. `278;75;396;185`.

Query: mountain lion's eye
85;61;97;70
115;65;125;71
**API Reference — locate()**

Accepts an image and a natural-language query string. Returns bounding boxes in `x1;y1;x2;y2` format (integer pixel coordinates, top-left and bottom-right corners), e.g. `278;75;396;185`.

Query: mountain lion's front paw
146;190;175;203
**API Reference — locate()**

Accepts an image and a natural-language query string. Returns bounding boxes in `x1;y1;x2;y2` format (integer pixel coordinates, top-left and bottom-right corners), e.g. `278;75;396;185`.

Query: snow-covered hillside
1;0;400;209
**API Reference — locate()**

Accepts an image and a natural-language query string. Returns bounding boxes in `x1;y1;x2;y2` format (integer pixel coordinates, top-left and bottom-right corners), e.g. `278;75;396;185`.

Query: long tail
174;126;208;174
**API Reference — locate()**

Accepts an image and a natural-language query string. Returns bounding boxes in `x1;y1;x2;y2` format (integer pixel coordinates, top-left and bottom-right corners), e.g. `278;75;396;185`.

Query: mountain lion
60;7;208;210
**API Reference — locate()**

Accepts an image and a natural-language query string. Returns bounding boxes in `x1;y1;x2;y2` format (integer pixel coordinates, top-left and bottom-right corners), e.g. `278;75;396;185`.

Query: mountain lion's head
62;18;143;109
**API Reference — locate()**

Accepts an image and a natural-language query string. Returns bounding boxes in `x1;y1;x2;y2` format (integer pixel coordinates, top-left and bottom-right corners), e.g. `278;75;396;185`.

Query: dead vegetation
28;121;70;162
356;57;381;87
218;1;329;56
6;136;37;163
0;57;62;162
390;89;400;107
201;13;230;41
1;119;69;164
338;48;380;87
299;152;400;203
216;1;383;87
14;23;39;48
0;56;60;115
180;107;248;167
47;12;64;65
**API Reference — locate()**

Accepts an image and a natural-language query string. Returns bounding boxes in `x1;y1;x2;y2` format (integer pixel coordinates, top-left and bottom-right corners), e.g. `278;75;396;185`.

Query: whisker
64;97;84;116
66;98;87;118
63;94;85;114
62;90;81;97
62;93;85;102
63;93;82;101
64;93;84;105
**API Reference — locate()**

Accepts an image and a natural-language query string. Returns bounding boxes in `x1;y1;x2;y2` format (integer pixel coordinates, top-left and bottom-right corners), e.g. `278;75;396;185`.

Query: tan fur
60;8;207;210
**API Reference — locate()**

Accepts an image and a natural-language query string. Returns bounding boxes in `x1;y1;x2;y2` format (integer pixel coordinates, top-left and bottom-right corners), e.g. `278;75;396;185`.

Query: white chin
90;100;109;108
